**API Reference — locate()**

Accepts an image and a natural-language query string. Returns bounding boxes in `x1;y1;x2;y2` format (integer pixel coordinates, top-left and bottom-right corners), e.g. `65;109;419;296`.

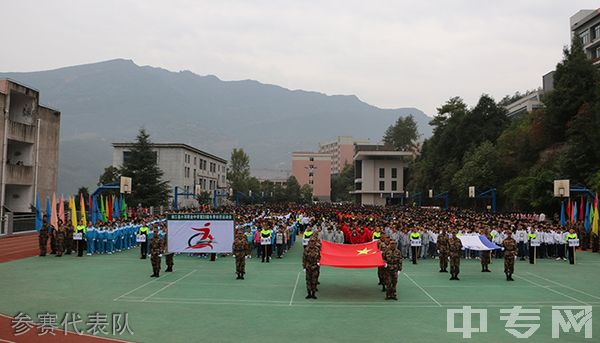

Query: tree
331;164;354;202
119;128;170;207
382;114;419;151
286;176;301;203
544;36;600;141
300;184;313;203
98;166;120;185
196;191;212;205
451;141;500;197
227;148;251;195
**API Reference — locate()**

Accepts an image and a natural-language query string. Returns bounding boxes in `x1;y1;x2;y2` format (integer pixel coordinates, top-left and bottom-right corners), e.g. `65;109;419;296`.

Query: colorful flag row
35;193;126;231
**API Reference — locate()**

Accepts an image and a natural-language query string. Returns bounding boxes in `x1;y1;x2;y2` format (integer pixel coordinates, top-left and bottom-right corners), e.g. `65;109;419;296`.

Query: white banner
167;213;234;253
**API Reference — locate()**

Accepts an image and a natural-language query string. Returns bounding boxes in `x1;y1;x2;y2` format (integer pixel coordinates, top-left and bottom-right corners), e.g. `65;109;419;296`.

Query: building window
379;181;385;191
355;182;362;191
308;172;314;177
309;180;314;185
379;168;385;178
391;181;397;191
580;31;590;45
309;157;314;161
194;157;197;165
594;25;600;40
355;160;362;179
391;168;397;178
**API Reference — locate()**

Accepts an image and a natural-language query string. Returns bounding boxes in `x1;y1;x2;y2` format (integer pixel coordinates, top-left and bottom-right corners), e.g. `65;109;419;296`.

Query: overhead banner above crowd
167;213;234;253
320;240;385;269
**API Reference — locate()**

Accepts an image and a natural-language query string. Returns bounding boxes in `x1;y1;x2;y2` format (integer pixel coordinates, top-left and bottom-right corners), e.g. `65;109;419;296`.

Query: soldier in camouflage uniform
383;240;403;300
150;227;164;278
64;220;74;255
502;230;517;281
233;230;249;279
54;223;65;257
303;236;320;299
39;218;49;256
377;234;389;291
437;229;449;273
163;225;174;272
479;228;492;272
448;231;463;280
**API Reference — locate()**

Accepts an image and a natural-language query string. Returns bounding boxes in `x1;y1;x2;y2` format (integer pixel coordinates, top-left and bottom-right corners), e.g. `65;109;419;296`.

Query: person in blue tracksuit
107;225;115;254
86;223;96;256
97;226;107;254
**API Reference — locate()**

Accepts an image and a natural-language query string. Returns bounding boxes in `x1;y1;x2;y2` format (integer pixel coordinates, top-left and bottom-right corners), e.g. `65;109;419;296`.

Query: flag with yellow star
320;240;385;268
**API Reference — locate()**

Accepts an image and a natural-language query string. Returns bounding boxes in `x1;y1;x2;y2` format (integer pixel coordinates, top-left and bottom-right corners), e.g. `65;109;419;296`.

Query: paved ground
0;242;599;343
0;233;39;263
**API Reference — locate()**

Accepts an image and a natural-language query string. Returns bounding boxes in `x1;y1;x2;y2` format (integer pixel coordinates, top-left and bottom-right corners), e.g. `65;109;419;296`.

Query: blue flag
560;201;566;227
113;195;119;219
91;196;97;224
45;197;52;222
35;194;43;231
584;201;591;232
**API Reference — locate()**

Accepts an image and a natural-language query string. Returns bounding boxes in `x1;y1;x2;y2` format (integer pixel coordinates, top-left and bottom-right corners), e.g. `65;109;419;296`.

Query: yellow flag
70;196;77;226
80;194;87;226
593;195;599;235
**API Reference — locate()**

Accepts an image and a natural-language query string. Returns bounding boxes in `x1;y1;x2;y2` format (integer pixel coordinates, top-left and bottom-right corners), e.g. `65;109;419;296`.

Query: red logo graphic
187;222;214;249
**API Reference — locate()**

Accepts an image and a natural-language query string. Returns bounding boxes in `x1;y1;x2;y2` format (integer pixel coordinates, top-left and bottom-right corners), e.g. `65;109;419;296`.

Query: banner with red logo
167;213;234;253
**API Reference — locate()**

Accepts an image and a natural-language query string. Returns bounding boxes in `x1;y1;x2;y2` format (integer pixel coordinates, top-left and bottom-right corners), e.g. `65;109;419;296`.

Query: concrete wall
360;159;405;193
35;106;61;206
291;153;331;201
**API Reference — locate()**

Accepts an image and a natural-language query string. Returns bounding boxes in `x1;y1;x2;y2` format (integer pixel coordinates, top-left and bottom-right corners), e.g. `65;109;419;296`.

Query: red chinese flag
320;240;385;269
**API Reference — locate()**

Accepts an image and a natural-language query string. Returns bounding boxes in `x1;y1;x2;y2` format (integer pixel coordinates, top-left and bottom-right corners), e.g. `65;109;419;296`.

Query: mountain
0;59;432;194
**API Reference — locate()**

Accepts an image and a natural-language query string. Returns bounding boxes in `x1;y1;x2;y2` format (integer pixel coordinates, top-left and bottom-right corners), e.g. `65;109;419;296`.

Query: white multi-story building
352;145;412;206
0;79;61;236
112;143;227;208
571;8;600;66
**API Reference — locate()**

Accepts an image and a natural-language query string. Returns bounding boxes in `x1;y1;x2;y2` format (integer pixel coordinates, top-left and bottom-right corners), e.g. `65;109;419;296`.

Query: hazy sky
3;1;598;115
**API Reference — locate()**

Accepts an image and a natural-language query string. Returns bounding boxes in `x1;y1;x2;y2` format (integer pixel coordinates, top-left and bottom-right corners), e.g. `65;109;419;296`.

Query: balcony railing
7;120;36;144
5;164;34;185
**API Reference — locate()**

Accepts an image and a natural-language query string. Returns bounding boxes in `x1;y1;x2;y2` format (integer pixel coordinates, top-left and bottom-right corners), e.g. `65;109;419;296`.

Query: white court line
113;278;162;301
0;338;17;343
289;270;302;306
526;272;600;301
404;273;442;307
113;298;600;309
515;275;589;305
142;270;196;302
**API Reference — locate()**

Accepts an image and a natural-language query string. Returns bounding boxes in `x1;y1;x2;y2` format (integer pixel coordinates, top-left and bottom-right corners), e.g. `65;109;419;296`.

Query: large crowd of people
37;203;598;300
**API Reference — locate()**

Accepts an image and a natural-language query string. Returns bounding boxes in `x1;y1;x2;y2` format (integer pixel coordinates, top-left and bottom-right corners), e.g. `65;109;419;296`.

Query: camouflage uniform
448;235;462;280
502;235;517;281
55;226;65;257
437;232;449;272
383;244;403;300
232;232;249;279
303;237;320;299
64;225;74;255
150;234;164;277
480;249;491;272
377;237;388;291
50;226;57;254
39;223;49;256
164;233;174;272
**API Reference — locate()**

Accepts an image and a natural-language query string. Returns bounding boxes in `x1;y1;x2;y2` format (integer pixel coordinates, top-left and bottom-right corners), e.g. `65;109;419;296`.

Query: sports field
1;244;599;343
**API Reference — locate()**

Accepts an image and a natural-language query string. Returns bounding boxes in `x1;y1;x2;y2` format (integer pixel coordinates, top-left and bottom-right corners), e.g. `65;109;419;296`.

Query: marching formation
36;203;594;302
